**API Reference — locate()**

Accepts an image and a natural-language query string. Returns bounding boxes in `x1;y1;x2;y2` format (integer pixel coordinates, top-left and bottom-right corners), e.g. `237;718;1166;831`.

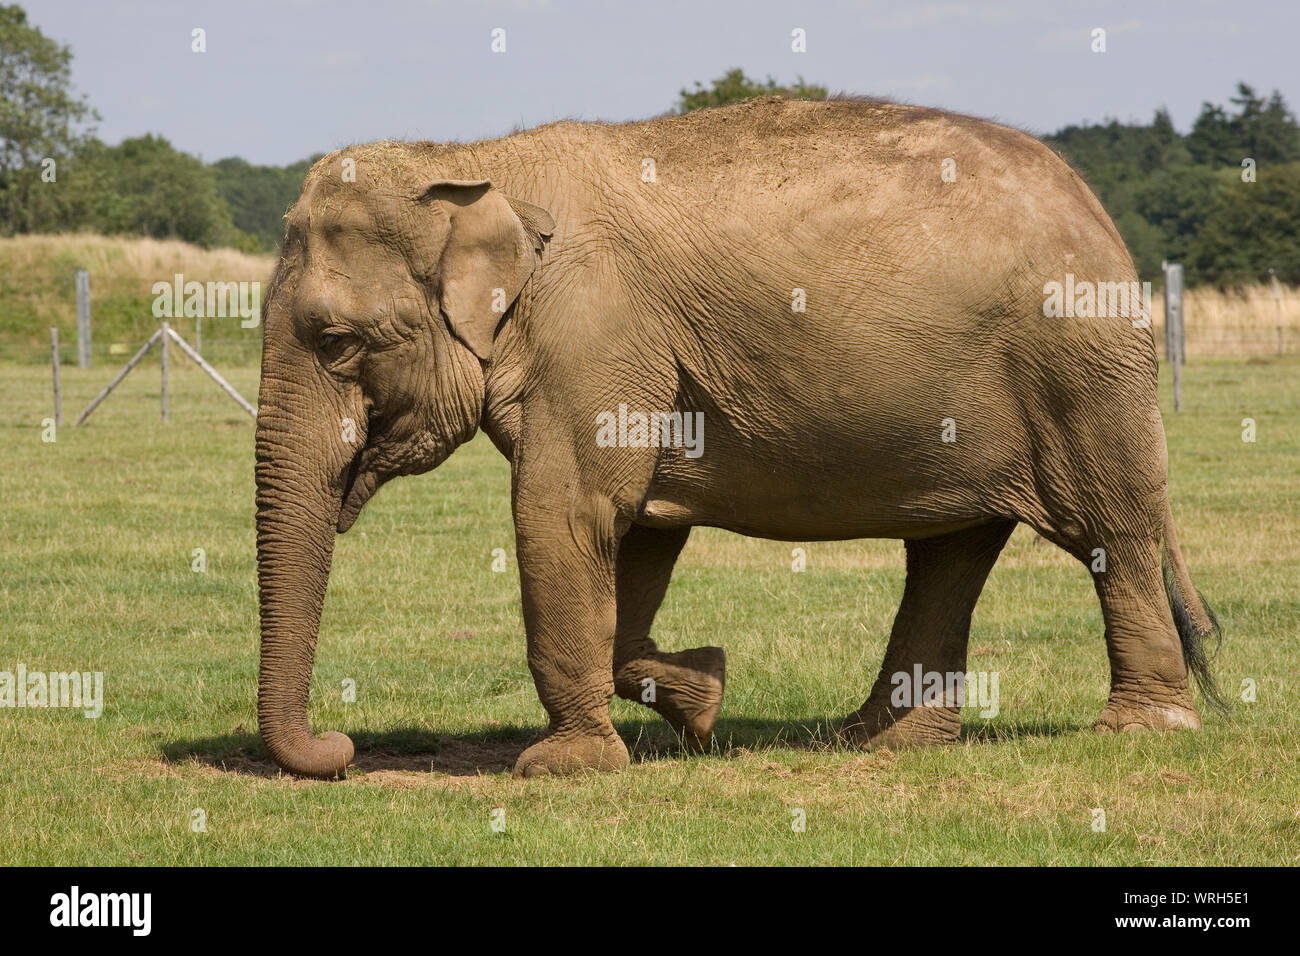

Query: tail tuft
1162;554;1228;715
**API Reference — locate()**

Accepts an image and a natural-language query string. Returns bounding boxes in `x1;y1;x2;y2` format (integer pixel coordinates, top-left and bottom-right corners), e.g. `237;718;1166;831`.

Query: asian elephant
254;96;1222;779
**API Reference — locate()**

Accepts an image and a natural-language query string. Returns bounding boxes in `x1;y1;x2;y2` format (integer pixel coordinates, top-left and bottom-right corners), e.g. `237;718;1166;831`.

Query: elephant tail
1161;501;1227;713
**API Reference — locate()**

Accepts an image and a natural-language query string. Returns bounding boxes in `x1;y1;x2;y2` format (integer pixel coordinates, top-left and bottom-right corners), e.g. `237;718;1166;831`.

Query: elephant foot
1094;689;1201;734
615;646;726;749
839;701;960;750
513;728;629;778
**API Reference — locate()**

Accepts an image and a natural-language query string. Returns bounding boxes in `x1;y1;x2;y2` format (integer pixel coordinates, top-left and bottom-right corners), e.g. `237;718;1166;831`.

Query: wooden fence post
75;322;256;425
1270;269;1283;354
74;327;163;425
160;320;170;423
50;328;62;427
75;268;91;368
164;324;257;419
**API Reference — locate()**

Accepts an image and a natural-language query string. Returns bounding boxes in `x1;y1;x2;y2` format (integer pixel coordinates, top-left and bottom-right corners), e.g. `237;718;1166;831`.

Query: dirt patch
352;738;519;776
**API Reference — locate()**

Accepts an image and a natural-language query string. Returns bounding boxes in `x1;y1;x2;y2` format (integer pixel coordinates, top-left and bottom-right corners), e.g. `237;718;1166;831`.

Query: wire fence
7;327;264;368
7;283;1297;372
1150;283;1298;358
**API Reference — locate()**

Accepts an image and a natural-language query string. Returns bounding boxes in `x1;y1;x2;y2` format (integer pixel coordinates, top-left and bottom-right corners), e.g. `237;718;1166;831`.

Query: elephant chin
337;468;379;533
337;437;461;533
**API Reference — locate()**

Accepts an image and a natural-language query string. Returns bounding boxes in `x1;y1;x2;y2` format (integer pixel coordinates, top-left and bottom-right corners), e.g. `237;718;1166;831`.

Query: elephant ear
420;179;554;360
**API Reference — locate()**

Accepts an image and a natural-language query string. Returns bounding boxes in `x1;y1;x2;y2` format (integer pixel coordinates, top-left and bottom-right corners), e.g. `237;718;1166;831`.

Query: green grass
0;352;1297;865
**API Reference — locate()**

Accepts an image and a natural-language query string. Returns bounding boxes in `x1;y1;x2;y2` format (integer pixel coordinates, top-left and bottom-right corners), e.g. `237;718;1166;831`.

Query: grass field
1;346;1296;866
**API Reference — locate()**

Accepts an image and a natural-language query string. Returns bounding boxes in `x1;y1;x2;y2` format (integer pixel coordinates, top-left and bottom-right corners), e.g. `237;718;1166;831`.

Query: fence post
1170;264;1180;361
1164;264;1184;412
160;321;170;423
1165;263;1185;366
75;268;91;368
1172;338;1182;412
74;327;162;425
164;324;257;419
50;328;62;427
1270;268;1283;354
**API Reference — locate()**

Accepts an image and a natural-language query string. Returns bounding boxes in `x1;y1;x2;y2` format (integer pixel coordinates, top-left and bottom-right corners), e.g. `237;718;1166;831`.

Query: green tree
677;68;827;113
1251;90;1300;163
212;154;320;251
1143;108;1192;169
1133;165;1221;264
1185;103;1233;166
1187;164;1300;286
1047;84;1300;286
67;135;247;248
1112;210;1167;279
1047;109;1188;181
0;3;98;233
1186;83;1300;167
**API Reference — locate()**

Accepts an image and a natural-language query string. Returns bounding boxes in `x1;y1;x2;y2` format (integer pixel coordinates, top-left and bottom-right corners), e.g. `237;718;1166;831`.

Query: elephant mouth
335;433;455;534
337;449;379;534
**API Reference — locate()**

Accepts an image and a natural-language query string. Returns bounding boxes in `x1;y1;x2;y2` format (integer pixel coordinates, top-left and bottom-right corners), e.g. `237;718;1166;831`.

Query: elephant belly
633;354;1029;540
638;440;1010;542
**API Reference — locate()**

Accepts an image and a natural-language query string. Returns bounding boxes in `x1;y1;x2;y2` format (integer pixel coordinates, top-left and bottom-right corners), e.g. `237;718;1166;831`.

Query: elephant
254;96;1222;780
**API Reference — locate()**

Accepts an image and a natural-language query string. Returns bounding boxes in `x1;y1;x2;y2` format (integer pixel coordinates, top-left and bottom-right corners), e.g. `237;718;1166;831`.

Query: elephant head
255;155;553;777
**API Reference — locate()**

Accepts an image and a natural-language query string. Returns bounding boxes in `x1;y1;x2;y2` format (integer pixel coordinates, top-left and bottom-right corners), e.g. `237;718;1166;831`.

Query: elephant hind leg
842;519;1015;750
1025;409;1203;733
616;647;726;749
612;524;725;748
1088;533;1200;733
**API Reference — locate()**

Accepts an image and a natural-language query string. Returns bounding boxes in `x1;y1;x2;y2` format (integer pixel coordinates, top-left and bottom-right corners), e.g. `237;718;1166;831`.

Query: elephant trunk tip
263;726;355;780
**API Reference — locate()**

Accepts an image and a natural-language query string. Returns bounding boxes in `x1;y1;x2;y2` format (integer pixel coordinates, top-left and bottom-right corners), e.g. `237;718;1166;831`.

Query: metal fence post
1164;264;1184;412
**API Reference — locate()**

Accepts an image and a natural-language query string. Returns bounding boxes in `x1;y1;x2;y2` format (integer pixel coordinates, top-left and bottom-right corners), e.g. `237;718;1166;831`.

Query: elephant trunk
254;374;356;778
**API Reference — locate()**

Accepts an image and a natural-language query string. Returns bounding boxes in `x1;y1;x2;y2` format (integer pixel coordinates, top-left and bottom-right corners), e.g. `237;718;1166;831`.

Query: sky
22;0;1300;167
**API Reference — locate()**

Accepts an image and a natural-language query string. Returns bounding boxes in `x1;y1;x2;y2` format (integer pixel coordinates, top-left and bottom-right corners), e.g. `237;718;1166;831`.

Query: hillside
0;234;275;364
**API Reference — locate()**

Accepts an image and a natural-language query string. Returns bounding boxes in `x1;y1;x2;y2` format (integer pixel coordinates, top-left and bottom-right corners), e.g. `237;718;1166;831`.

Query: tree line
1045;84;1300;284
0;5;316;252
2;6;1297;286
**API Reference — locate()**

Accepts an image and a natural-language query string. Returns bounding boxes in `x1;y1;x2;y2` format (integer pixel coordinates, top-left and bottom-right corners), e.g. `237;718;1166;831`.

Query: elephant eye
317;329;362;368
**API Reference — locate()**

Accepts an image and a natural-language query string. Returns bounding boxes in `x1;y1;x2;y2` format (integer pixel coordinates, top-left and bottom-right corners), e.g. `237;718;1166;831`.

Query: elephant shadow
161;726;528;778
161;716;1079;778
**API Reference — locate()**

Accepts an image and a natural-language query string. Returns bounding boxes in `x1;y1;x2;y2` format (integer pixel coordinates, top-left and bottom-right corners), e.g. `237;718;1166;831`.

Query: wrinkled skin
256;97;1219;779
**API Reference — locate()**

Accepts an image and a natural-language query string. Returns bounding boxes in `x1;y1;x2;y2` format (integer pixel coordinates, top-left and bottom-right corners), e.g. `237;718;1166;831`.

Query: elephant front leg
612;524;726;749
512;493;630;778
